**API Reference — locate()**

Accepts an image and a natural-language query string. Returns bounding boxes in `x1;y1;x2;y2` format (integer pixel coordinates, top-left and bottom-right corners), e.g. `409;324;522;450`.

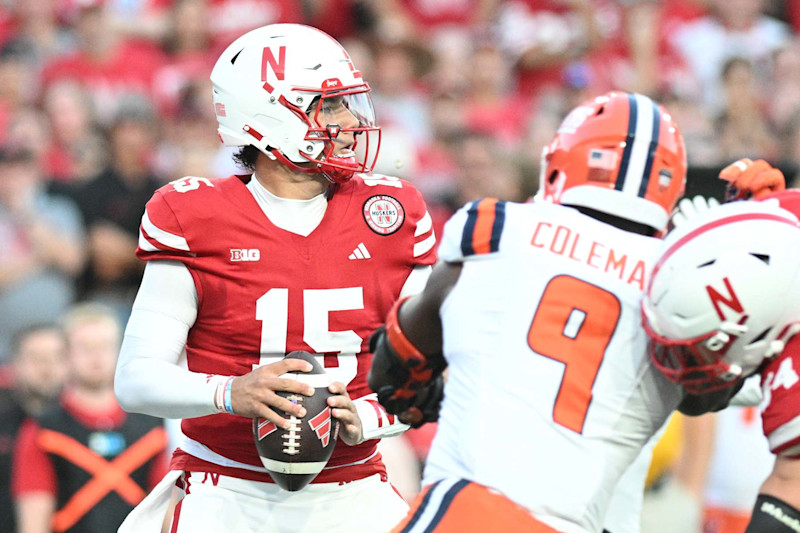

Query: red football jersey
137;173;436;483
760;334;800;457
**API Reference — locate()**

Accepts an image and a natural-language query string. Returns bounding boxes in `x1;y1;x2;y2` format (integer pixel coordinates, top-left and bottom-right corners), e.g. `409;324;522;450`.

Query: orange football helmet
540;92;687;231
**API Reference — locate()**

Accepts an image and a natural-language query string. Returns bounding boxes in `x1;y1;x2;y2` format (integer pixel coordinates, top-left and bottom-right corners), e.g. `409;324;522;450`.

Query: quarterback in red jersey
114;24;436;533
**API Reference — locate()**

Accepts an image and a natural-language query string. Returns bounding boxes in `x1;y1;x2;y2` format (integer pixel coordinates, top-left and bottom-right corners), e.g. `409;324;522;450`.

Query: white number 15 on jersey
255;287;362;385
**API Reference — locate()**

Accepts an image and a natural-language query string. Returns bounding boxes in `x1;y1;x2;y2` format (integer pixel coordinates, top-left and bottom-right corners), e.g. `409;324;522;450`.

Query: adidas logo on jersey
349;243;371;260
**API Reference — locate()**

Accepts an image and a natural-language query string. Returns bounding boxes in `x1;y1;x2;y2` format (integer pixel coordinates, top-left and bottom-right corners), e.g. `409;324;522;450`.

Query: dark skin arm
367;261;461;423
398;261;462;356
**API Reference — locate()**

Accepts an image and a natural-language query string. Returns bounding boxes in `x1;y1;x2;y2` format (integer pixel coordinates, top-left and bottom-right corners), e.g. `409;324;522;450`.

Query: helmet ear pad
540;91;687;232
210;23;381;182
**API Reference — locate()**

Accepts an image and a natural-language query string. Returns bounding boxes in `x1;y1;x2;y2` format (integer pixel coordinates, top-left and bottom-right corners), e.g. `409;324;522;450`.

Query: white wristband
210;375;233;414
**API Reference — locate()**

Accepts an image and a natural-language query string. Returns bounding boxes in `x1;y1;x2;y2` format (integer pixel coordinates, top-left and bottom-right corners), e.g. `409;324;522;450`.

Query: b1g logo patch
363;195;405;235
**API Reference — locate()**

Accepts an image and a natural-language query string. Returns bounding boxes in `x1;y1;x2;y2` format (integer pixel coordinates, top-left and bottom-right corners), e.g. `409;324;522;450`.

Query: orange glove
719;158;785;201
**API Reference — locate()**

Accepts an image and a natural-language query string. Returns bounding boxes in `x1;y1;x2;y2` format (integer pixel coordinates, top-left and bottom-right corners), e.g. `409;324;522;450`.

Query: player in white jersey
368;92;742;533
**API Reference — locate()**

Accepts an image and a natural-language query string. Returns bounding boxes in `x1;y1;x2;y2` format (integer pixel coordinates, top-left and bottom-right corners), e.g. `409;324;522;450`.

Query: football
253;351;339;491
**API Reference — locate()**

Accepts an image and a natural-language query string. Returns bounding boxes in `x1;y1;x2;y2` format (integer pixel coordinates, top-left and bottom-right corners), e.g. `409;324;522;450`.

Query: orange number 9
528;275;621;433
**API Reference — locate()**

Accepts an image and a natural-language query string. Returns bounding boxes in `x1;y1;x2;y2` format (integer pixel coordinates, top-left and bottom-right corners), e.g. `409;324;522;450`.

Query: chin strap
266;146;359;184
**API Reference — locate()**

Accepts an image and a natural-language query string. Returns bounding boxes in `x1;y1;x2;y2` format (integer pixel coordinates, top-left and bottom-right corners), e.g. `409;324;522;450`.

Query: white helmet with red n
642;200;800;393
210;23;380;183
540;91;686;232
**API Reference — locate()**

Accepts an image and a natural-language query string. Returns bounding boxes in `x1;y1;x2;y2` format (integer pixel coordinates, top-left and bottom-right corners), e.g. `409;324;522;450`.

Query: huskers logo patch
363;195;405;235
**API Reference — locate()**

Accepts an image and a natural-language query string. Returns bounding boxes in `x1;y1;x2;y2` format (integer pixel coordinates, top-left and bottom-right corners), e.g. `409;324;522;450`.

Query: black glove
378;374;444;429
369;325;445;427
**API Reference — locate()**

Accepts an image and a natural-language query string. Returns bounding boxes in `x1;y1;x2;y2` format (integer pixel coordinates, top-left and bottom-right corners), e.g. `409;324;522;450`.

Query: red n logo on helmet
261;46;286;93
706;277;744;321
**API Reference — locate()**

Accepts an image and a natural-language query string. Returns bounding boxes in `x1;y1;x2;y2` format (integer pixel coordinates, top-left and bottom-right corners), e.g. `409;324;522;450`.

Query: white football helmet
210;24;380;183
642;200;800;393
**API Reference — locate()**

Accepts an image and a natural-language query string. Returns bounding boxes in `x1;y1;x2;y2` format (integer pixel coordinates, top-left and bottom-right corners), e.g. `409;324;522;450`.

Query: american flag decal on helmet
308;408;332;447
588;149;618;182
589;149;618;170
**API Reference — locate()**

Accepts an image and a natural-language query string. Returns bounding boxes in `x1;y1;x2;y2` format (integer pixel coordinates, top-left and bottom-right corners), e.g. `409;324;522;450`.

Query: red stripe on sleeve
366;399;386;428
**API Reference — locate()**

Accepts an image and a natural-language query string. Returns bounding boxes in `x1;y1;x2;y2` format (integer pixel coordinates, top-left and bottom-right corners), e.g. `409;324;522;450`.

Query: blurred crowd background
0;0;792;531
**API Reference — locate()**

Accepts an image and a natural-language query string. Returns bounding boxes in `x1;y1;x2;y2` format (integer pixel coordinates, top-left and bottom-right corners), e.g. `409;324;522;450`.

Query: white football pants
120;470;409;533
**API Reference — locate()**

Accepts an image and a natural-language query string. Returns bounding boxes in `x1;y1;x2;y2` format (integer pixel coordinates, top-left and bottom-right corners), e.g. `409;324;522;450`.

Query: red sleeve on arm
761;336;800;456
11;419;56;497
137;186;194;262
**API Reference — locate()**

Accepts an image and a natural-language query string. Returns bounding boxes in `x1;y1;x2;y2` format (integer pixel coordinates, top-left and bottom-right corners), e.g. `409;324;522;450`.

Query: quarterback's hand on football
230;359;315;429
327;382;363;446
720;158;785;201
670;196;720;228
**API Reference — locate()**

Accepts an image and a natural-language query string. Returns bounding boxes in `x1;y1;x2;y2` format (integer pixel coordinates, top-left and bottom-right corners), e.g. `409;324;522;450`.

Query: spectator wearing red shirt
147;0;304;54
304;0;366;41
493;0;603;99
370;0;496;42
462;43;531;147
152;0;216;120
40;80;106;184
39;0;167;125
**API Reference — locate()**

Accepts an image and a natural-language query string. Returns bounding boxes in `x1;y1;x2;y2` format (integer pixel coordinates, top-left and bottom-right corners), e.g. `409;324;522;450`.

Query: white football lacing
282;394;303;455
